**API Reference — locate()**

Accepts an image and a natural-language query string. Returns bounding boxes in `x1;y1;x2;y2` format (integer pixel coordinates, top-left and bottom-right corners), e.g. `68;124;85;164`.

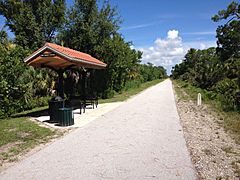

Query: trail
0;79;196;179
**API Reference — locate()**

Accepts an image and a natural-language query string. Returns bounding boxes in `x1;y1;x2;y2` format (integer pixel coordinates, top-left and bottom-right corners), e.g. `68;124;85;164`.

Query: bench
80;96;98;114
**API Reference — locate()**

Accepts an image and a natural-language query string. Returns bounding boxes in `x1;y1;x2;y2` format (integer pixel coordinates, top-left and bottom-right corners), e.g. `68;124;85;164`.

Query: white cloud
167;29;179;39
137;30;217;75
120;21;162;31
138;30;185;74
182;31;216;35
184;41;216;50
130;45;135;49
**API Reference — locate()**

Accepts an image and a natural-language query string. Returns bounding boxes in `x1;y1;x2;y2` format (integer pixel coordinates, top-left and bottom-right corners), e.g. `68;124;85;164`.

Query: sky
108;0;232;74
0;0;233;74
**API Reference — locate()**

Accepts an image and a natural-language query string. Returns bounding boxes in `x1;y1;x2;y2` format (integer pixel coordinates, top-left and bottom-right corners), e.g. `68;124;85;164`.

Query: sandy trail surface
0;79;196;180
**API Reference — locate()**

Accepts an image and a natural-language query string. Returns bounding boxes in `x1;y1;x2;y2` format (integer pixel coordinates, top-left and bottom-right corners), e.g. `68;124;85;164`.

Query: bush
214;78;240;111
123;80;141;91
0;44;53;118
204;90;217;100
102;89;116;99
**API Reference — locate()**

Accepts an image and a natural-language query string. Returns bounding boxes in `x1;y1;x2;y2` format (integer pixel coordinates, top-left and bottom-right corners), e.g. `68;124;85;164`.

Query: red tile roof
45;42;106;67
24;42;106;69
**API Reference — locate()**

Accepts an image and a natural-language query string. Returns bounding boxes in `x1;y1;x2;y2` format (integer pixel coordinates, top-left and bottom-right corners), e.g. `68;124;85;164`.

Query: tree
212;1;240;60
0;0;166;117
58;0;121;55
93;34;141;93
193;48;222;89
58;0;145;96
58;0;98;54
212;1;240;110
0;28;8;45
0;0;66;49
172;1;240;111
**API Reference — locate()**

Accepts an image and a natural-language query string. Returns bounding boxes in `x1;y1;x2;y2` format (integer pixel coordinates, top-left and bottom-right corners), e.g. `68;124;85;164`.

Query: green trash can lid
58;107;73;111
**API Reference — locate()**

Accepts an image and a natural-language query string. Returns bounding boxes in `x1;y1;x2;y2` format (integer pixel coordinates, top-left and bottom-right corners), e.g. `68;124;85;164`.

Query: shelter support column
57;69;64;99
81;71;87;99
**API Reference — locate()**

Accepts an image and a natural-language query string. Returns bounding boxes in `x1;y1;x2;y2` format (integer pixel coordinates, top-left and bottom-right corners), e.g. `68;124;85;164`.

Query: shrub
123;80;141;91
0;44;53;118
102;89;115;99
214;78;240;111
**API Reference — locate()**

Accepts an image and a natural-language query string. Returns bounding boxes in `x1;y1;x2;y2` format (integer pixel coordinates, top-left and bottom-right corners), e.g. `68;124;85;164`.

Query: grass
172;79;240;144
0;116;58;166
12;106;48;117
221;146;234;154
231;160;240;177
99;79;164;104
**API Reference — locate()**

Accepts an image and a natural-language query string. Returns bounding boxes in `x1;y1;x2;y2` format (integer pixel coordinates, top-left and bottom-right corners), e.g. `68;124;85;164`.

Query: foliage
0;0;167;117
212;1;240;60
172;1;240;111
59;0;166;98
214;78;240;111
140;63;167;82
172;47;239;111
58;0;125;95
0;0;66;49
172;48;222;89
0;28;8;45
0;43;53;118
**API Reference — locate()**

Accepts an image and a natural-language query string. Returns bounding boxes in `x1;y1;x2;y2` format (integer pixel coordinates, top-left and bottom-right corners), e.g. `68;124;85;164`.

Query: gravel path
0;79;196;180
175;89;240;179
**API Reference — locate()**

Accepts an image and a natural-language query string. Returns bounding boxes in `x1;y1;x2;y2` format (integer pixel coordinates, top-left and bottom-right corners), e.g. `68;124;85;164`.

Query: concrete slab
34;102;123;129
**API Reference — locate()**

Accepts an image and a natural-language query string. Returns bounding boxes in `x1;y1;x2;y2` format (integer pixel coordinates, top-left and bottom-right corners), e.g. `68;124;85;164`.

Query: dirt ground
174;92;240;179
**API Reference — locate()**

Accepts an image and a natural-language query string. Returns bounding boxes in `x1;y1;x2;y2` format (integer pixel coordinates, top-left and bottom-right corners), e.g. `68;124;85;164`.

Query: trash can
58;107;74;126
49;96;64;122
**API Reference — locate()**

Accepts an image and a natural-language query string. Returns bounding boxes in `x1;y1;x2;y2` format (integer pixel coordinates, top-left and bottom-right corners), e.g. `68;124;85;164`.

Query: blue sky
111;0;231;46
107;0;233;73
0;0;233;73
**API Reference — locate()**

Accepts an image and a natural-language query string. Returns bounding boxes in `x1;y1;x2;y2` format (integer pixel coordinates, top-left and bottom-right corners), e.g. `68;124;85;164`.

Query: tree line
172;2;240;111
0;0;167;118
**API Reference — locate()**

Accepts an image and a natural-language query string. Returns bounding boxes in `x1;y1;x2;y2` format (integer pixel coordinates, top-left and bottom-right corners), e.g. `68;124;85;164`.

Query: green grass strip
99;79;164;104
0;117;57;164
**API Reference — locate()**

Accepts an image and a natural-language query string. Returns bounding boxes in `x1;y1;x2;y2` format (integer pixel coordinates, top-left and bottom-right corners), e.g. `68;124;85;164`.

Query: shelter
24;42;107;98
